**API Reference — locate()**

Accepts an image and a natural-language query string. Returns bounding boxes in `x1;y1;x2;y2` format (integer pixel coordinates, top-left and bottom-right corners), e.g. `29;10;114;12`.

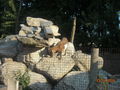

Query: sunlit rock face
0;61;27;90
35;56;75;80
26;17;53;27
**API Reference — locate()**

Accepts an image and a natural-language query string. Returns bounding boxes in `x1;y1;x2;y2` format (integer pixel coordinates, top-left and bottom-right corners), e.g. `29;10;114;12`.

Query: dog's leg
63;44;67;56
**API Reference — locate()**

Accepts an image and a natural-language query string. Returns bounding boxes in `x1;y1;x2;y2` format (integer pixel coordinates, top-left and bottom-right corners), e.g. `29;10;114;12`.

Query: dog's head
61;37;68;44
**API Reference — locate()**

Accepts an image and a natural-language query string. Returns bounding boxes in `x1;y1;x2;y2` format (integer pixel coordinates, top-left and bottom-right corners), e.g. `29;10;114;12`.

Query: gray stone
17;36;48;48
1;58;13;64
43;26;54;38
20;24;34;33
0;37;19;57
48;37;60;46
54;71;89;90
49;25;61;36
28;71;52;90
19;30;27;37
35;56;75;80
5;35;18;41
0;61;27;90
72;51;104;72
16;47;49;70
34;35;43;40
27;34;35;38
26;17;53;27
43;25;60;38
72;51;91;71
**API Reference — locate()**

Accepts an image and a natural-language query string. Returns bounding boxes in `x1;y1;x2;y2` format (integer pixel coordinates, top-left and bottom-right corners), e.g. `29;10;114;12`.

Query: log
70;16;76;43
88;48;99;90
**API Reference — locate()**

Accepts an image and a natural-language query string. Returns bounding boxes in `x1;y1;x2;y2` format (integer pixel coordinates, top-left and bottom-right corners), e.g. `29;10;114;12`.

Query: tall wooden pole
70;16;76;43
88;48;99;90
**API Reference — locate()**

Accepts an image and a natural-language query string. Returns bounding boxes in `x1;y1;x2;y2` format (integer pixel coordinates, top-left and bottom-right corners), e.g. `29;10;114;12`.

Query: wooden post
88;48;99;90
16;81;19;90
70;16;76;43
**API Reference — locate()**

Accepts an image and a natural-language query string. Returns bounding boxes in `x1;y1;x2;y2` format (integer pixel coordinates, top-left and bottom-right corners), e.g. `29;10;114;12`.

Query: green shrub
14;69;30;90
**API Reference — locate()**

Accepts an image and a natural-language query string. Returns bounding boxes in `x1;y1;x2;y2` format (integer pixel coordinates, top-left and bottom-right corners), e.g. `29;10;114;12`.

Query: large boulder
19;24;34;36
49;25;61;36
17;36;48;48
0;35;21;57
16;47;49;70
53;71;89;90
44;25;61;38
19;24;42;39
1;58;13;64
28;71;52;90
0;40;18;57
72;50;104;72
72;51;91;71
26;17;53;27
35;56;75;80
0;61;27;90
19;30;27;37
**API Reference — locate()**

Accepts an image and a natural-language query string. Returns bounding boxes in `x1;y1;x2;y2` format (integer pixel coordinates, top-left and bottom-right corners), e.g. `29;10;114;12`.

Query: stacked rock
18;17;61;47
0;17;79;90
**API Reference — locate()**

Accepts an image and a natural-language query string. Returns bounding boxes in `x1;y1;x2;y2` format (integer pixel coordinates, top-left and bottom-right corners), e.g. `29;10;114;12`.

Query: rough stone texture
0;38;19;57
1;58;13;64
72;50;104;72
0;61;27;90
28;71;51;90
19;24;42;37
54;71;89;90
16;47;49;70
17;36;48;48
19;30;27;37
5;35;18;41
72;51;91;71
35;56;75;80
26;17;53;27
20;24;36;33
44;25;61;37
48;38;60;46
49;25;60;36
27;48;46;64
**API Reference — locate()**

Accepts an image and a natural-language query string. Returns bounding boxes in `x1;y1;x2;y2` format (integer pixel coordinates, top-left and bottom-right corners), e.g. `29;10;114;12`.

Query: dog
49;37;68;59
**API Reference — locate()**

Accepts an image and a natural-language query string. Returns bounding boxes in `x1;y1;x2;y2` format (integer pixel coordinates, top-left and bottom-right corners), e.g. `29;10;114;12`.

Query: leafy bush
14;69;30;90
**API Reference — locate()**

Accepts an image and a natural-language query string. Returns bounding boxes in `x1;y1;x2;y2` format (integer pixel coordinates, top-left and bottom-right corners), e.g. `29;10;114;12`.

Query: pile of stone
0;17;108;90
18;17;61;47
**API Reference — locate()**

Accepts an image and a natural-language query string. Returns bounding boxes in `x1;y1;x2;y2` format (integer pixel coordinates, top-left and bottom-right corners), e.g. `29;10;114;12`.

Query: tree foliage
0;0;16;35
1;0;120;47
